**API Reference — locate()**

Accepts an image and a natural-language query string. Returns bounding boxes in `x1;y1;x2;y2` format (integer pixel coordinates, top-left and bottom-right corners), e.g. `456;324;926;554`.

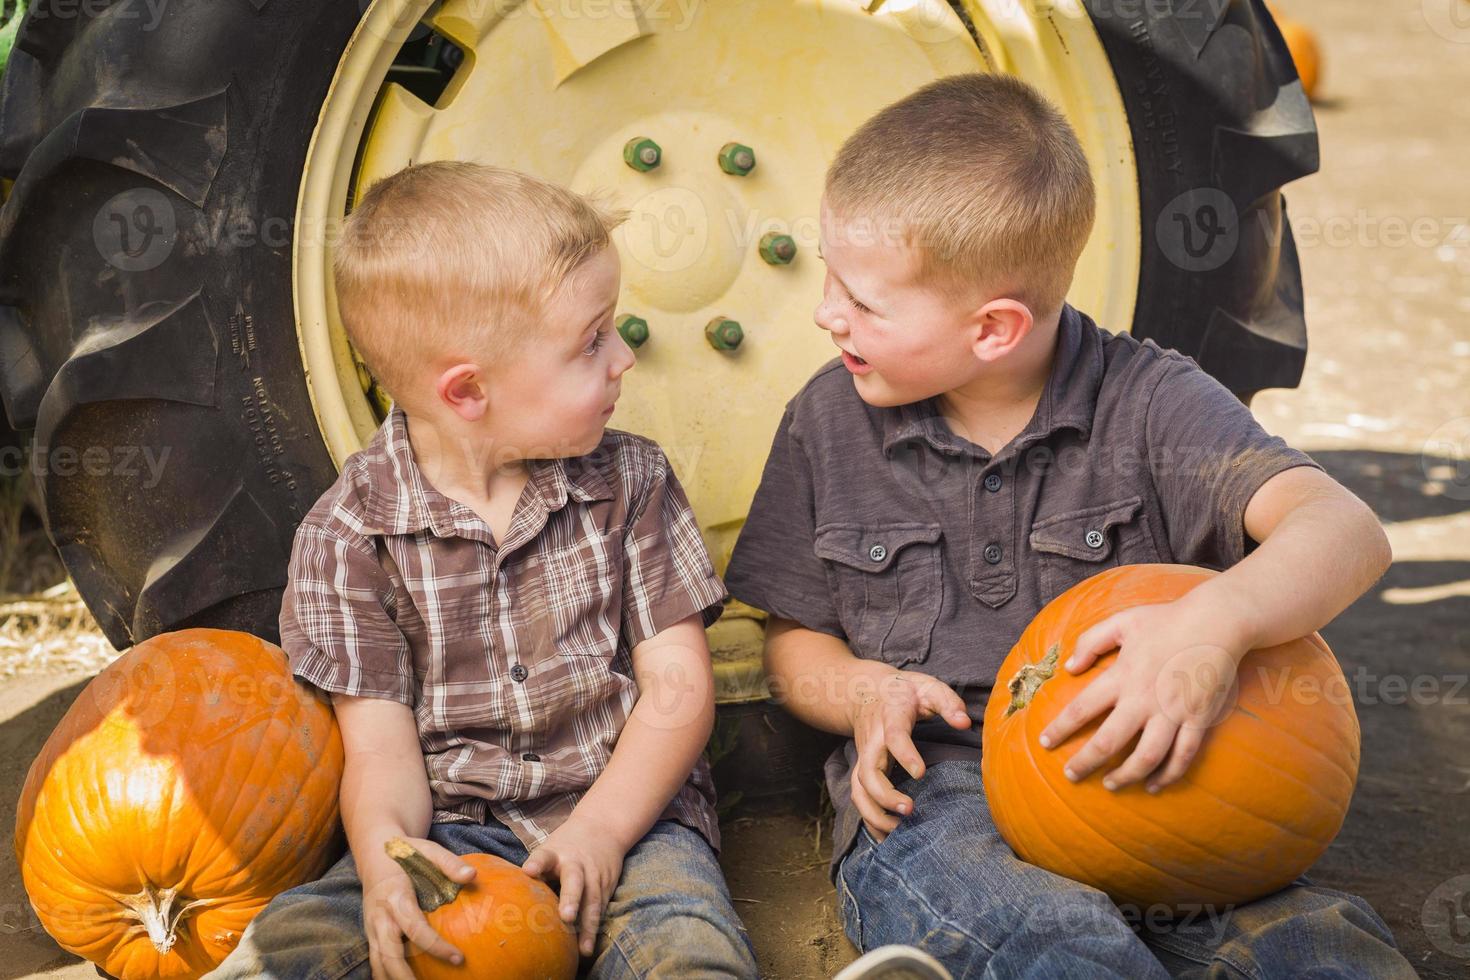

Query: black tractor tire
0;0;1316;651
1080;0;1319;395
0;0;360;647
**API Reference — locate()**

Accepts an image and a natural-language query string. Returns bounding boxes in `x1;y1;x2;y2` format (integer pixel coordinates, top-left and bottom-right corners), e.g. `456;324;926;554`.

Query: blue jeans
835;760;1417;979
205;817;758;979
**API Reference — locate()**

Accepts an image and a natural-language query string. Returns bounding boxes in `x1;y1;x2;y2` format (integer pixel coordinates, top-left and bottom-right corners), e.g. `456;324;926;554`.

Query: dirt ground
2;0;1468;977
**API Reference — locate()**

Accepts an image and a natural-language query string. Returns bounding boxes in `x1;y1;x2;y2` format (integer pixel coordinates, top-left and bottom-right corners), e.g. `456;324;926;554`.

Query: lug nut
717;142;756;176
705;316;744;351
623;137;662;172
616;313;650;348
759;232;797;265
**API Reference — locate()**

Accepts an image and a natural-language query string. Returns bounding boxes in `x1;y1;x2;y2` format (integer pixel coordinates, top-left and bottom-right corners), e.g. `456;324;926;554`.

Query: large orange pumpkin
387;838;578;979
982;564;1359;911
14;628;345;978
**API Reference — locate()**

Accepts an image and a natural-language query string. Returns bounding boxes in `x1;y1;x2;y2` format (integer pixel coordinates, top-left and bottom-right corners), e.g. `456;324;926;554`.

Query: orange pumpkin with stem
982;564;1359;911
386;837;578;979
13;628;346;978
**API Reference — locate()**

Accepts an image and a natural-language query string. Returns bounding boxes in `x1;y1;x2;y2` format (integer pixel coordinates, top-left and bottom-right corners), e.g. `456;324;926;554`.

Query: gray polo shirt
723;301;1324;883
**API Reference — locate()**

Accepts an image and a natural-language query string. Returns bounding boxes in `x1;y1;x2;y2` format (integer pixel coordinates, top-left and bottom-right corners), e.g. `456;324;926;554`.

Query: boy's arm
572;614;715;854
520;443;727;954
331;694;434;880
763;615;895;737
279;524;476;968
1176;464;1391;653
577;445;727;847
763;616;970;839
1038;356;1392;790
726;407;968;838
279;522;427;862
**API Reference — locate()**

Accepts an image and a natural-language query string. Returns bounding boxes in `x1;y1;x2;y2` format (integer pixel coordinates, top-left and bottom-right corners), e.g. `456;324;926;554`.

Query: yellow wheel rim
293;0;1139;702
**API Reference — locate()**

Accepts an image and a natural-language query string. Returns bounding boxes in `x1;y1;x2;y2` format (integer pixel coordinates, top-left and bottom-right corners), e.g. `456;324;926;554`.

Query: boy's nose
611;332;637;376
813;300;842;335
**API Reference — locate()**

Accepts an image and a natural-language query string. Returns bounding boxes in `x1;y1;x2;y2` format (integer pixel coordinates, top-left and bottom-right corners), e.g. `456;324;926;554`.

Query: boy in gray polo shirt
725;73;1414;978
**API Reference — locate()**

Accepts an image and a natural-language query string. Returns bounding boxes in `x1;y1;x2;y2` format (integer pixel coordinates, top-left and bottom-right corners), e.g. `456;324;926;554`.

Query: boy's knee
201;863;368;980
598;909;758;979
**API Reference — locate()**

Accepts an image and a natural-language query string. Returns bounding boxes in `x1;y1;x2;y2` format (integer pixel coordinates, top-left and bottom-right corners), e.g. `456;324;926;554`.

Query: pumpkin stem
386;837;461;913
1004;643;1061;717
120;884;215;954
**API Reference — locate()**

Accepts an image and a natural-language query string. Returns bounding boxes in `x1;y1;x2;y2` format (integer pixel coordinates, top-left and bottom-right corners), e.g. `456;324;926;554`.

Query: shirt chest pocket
1028;495;1157;605
519;531;622;663
813;522;944;669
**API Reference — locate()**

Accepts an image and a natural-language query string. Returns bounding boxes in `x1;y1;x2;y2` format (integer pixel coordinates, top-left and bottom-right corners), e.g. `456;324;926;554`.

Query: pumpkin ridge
191;687;283;878
1226;688;1359;787
1202;710;1354;820
1013;712;1227;899
990;749;1096;885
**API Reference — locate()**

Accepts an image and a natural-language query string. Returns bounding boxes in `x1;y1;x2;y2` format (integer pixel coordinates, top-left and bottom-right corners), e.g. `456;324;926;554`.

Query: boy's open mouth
841;349;873;375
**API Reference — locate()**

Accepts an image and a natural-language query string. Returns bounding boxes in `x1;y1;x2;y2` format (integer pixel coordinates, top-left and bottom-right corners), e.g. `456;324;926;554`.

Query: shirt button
868;544;888;563
1085;529;1105;549
983;543;1003;564
521;752;540;762
510;663;528;682
984;473;1003;492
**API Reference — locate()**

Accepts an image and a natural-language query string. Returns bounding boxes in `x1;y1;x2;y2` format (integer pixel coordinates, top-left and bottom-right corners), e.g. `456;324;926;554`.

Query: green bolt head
759;232;797;265
717;142;756;176
616;313;650;348
705;316;744;351
623;137;662;172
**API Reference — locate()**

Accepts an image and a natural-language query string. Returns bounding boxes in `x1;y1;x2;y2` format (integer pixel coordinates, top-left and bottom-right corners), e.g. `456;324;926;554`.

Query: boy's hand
521;814;626;958
359;836;475;980
1037;595;1251;793
848;668;972;843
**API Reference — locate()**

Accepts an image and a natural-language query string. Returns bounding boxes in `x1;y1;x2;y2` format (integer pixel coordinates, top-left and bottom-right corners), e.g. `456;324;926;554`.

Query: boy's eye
848;297;871;315
583;330;607;356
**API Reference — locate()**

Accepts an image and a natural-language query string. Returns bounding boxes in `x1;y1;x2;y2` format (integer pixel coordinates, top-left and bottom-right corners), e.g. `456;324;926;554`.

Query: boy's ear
437;363;491;421
966;298;1034;362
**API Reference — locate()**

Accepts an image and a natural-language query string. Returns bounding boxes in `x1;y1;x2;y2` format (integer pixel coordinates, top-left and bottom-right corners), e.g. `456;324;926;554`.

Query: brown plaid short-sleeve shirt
279;405;729;854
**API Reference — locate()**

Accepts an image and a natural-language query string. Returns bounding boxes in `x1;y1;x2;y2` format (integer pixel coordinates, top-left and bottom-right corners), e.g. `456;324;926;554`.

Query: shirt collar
359;405;615;536
880;302;1104;460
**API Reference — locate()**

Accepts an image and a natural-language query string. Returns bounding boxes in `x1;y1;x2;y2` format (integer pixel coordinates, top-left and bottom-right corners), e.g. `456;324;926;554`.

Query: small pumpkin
14;628;345;978
982;564;1359;911
386;838;578;979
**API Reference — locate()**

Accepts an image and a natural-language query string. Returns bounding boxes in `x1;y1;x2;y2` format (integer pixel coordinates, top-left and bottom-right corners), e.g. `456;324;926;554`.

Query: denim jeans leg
1141;872;1418;979
835;760;1172;980
201;844;371;980
203;818;533;980
587;819;760;980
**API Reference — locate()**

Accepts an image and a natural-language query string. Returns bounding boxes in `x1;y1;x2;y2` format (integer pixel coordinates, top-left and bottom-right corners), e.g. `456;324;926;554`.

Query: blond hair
823;73;1095;319
332;161;629;406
